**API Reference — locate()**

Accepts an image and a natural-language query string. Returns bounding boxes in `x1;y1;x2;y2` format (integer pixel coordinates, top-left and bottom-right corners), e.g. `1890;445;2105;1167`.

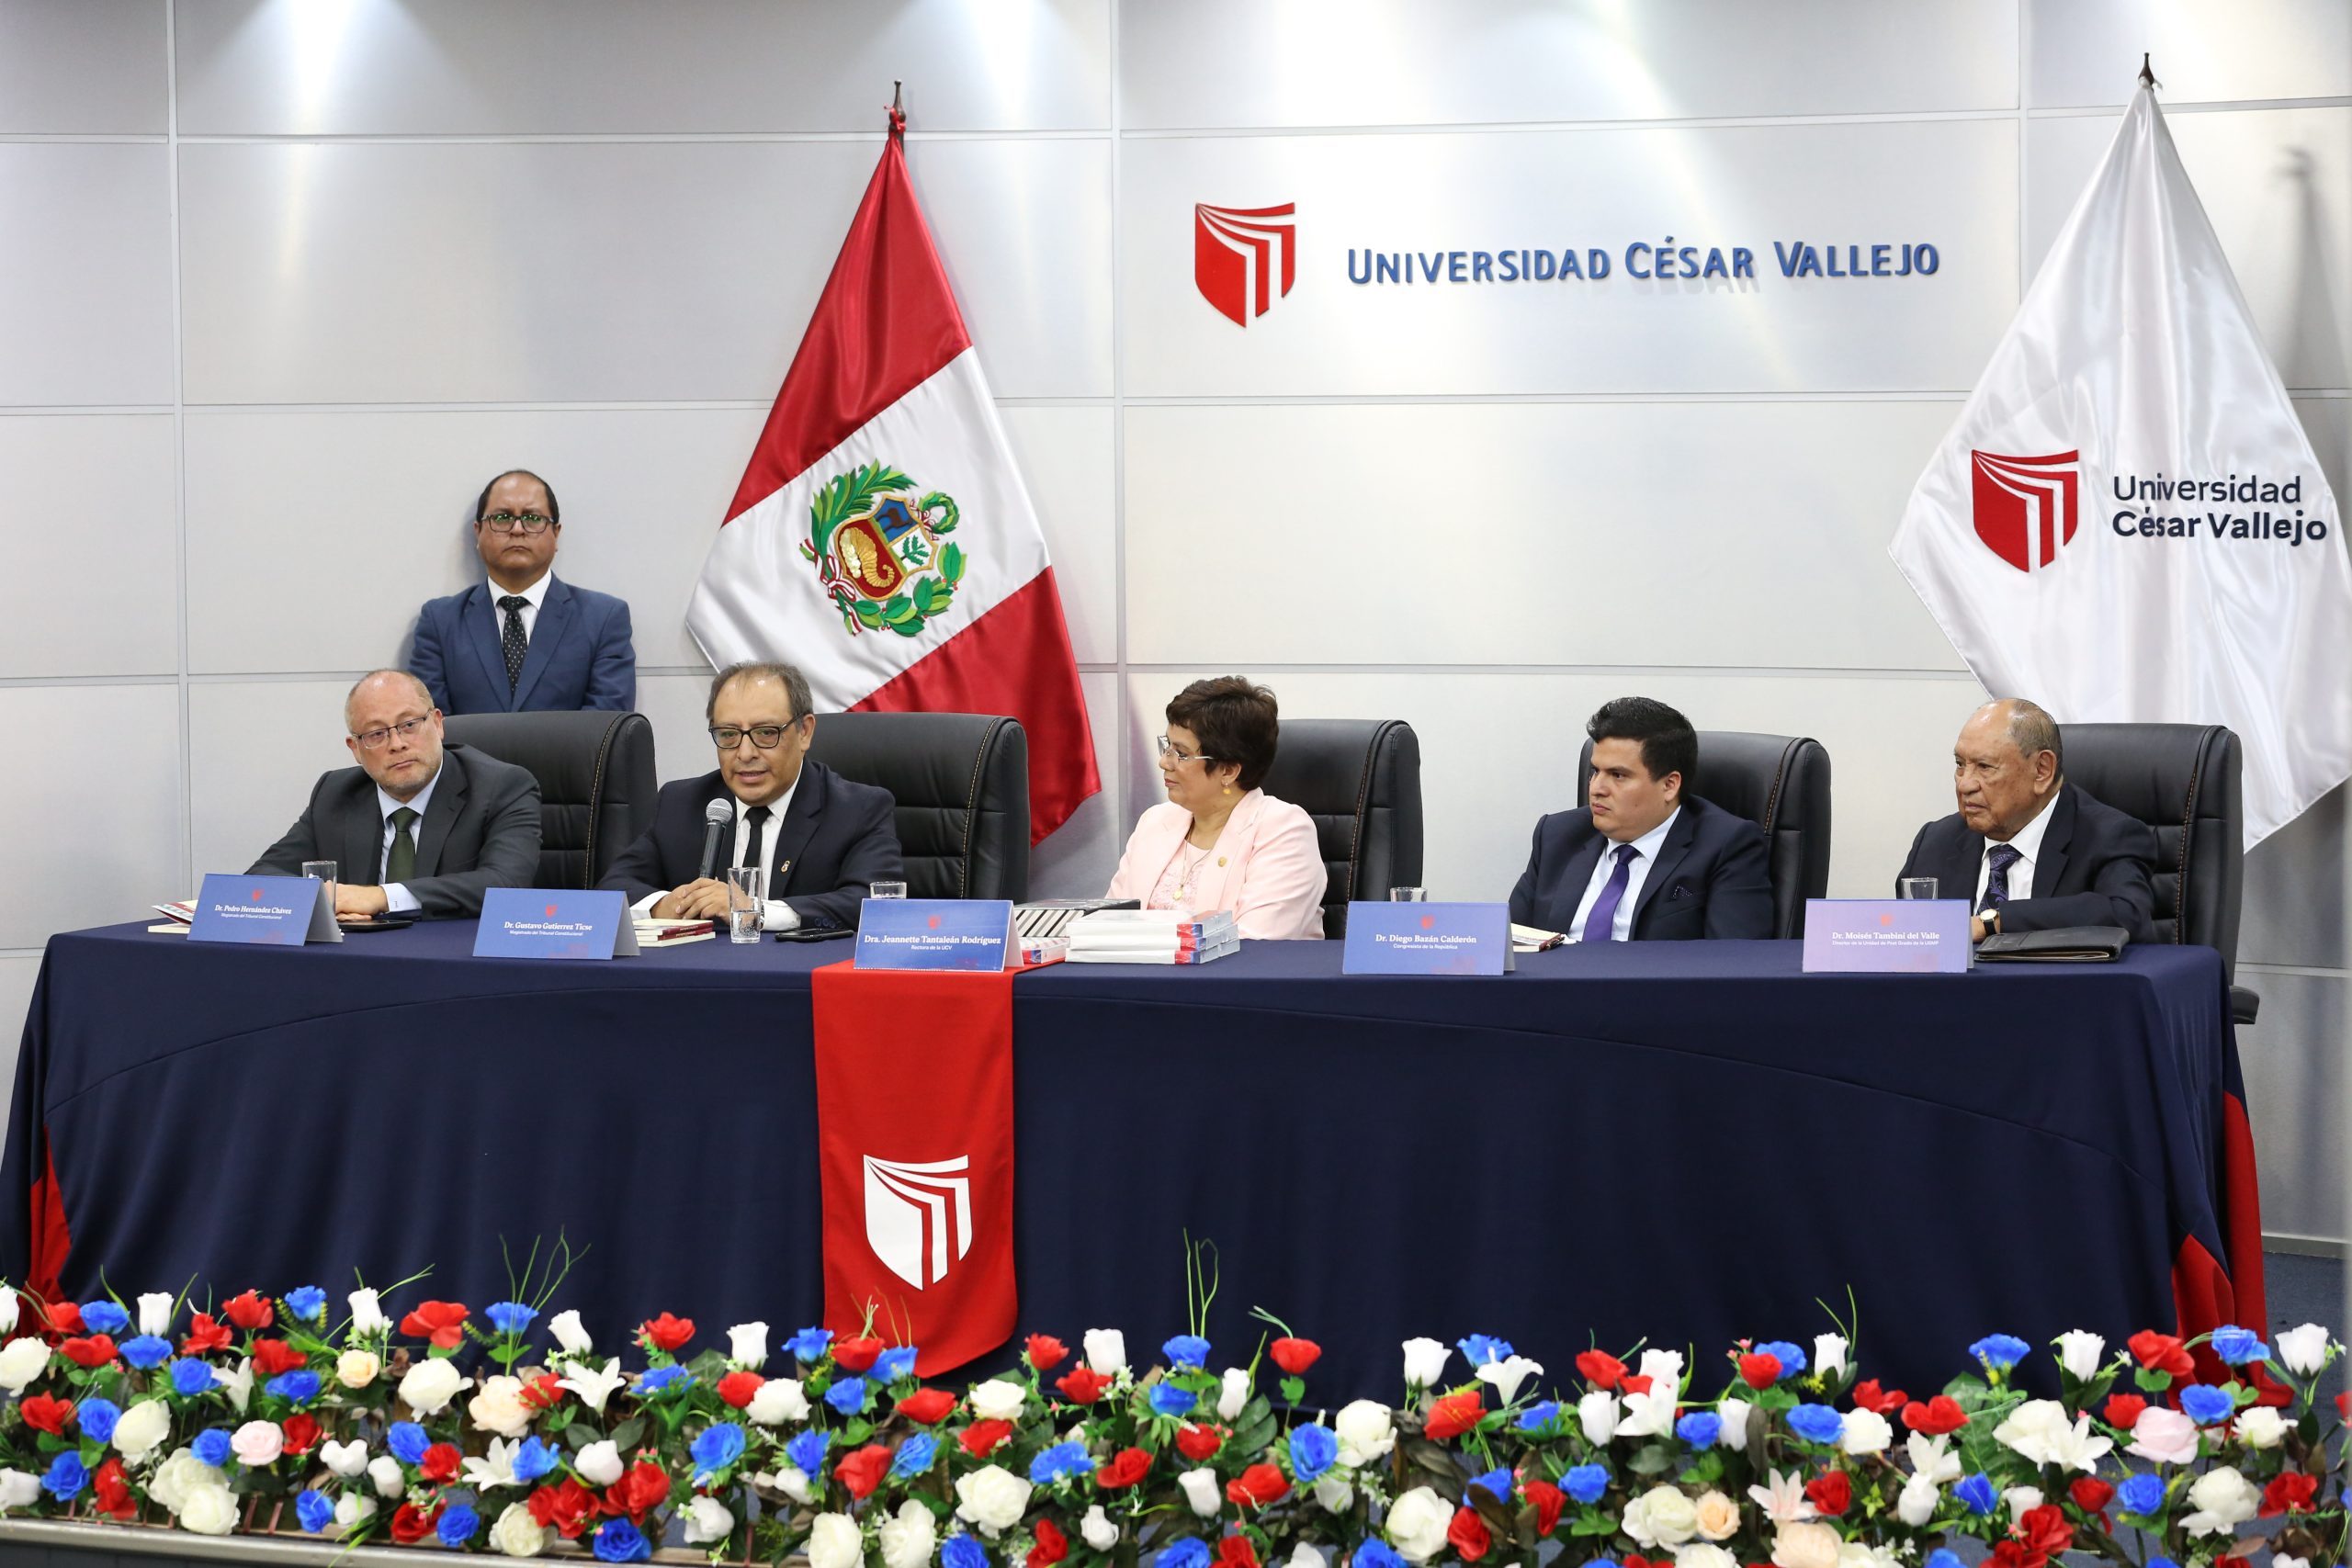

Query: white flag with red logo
688;117;1098;842
1890;86;2352;845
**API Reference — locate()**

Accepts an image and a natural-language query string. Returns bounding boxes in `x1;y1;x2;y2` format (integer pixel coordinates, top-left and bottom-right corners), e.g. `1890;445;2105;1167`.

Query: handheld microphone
697;797;734;880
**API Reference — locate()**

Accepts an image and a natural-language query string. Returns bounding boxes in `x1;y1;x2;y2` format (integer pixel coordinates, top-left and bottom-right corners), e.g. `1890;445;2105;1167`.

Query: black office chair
1256;719;1423;939
2058;723;2255;1023
441;710;659;889
1575;731;1832;939
805;712;1030;901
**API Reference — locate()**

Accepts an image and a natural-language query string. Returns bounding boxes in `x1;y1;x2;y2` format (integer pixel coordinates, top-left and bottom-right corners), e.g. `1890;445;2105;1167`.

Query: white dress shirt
1973;786;2061;910
630;776;803;931
1567;806;1681;942
487;570;551;641
372;766;442;915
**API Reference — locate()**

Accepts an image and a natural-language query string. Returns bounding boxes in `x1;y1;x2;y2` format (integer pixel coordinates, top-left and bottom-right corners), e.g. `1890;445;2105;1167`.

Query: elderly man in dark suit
249;670;542;919
1510;696;1774;941
601;661;904;932
1896;697;2157;944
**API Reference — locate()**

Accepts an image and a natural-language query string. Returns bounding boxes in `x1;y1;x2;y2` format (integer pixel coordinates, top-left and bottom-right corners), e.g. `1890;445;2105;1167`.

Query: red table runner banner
811;961;1017;1375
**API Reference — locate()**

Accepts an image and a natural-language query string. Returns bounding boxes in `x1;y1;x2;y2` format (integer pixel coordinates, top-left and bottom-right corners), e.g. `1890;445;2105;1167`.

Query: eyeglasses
480;512;555;534
1155;735;1219;765
353;716;433;750
709;724;802;750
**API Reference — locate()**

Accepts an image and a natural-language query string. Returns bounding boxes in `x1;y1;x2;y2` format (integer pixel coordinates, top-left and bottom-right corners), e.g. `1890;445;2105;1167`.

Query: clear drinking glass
1898;877;1939;900
300;860;336;907
727;866;764;943
1389;886;1428;902
870;881;909;900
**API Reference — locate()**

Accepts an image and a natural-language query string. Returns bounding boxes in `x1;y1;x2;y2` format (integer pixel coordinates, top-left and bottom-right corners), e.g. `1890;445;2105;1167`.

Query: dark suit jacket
598;761;905;931
411;577;636;716
248;743;543;919
1509;795;1774;940
1896;784;2158;944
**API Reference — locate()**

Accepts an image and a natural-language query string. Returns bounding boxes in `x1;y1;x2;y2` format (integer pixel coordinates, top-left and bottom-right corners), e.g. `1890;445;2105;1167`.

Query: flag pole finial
2139;52;2159;89
888;81;905;138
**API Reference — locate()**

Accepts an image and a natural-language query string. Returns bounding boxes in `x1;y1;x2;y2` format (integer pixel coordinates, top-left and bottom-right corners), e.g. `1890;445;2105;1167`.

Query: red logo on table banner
1420;915;1436;930
1195;202;1296;326
927;915;943;929
1971;449;2080;571
249;889;263;901
1881;913;1895;926
863;1155;974;1289
545;904;559;918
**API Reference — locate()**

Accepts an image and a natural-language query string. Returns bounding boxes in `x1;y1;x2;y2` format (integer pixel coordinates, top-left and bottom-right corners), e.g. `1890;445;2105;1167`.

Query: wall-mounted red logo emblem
1195;202;1296;326
1971;449;2080;571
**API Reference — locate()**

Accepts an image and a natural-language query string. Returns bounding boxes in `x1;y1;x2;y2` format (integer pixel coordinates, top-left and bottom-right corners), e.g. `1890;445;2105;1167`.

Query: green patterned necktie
386;807;420;886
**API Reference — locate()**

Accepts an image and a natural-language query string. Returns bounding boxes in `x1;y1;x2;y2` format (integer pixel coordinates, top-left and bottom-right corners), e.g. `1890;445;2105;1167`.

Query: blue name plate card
187;873;342;946
1802;898;1972;974
855;899;1016;971
474;887;639;961
1343;902;1514;976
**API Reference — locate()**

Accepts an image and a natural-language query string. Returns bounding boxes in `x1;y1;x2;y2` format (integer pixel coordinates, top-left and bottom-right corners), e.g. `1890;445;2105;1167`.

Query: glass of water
300;860;336;907
870;881;909;900
727;866;764;943
1389;886;1428;901
1898;877;1939;900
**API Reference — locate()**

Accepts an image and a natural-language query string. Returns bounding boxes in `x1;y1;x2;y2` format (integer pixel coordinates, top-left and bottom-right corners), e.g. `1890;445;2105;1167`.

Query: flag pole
2138;53;2158;89
889;81;905;139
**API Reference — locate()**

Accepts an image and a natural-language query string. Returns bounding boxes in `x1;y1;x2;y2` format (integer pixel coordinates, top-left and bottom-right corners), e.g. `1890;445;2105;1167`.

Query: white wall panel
2244;784;2343;971
0;415;177;676
1125;400;1968;669
2029;0;2352;109
1122;120;2017;397
1000;406;1115;664
186;680;357;886
1121;0;2016;129
0;0;166;134
180;139;1111;405
2027;107;2352;391
175;0;1110;135
0;686;181;947
1030;672;1120;898
0;145;174;407
2236;968;2348;1245
0;954;41;1129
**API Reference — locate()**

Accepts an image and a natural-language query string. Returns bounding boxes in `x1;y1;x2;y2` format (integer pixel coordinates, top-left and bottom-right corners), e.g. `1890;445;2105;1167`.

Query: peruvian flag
688;111;1099;843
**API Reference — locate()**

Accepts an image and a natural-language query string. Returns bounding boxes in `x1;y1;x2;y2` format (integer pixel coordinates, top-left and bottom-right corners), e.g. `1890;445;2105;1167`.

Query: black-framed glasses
480;512;555;534
354;716;433;750
709;724;802;750
1155;734;1218;765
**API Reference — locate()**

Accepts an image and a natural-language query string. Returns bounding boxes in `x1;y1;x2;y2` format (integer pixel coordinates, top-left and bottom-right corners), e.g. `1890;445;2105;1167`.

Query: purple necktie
1581;843;1639;942
1981;843;2022;913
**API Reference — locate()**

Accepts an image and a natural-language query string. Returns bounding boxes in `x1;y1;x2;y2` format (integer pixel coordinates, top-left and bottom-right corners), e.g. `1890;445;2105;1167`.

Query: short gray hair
707;661;813;725
1997;697;2064;777
345;669;435;728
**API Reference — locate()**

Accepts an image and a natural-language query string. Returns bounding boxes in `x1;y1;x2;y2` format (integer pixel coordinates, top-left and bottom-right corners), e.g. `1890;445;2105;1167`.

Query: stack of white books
1065;908;1239;964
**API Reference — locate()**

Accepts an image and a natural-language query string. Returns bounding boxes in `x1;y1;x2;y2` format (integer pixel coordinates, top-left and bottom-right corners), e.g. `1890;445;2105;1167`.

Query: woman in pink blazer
1107;677;1328;940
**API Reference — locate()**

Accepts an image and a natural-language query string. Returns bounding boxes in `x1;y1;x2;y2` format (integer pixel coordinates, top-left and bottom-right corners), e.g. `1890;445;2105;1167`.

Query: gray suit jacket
248;743;543;918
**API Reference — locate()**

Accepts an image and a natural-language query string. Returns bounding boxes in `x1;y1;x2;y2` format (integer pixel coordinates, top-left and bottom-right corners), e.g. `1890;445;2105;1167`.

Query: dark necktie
386;807;419;886
497;595;530;691
740;806;772;874
1581;843;1639;943
1981;843;2023;912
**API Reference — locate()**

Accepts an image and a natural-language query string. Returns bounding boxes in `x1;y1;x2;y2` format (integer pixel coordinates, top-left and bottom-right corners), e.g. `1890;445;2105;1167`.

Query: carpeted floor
2264;1247;2347;1349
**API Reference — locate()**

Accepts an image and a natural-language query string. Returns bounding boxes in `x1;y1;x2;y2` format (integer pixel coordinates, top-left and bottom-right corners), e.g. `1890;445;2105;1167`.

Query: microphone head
704;798;736;826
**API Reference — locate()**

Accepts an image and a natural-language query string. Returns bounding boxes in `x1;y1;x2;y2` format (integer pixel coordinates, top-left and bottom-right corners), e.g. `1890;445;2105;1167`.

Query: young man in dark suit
601;661;905;932
410;469;637;715
1509;697;1775;941
1896;698;2156;944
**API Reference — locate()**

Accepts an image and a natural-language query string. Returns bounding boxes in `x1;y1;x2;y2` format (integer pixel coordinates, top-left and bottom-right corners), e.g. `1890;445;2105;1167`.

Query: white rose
686;1495;739;1549
111;1399;172;1461
728;1322;769;1369
2276;1323;2332;1377
0;1471;39;1510
398;1357;470;1416
1400;1337;1452;1388
1624;1486;1699;1548
1693;1492;1740;1540
335;1349;381;1389
1314;1474;1354;1512
179;1483;240;1537
1905;1432;1961;1483
1081;1329;1127;1375
548;1309;593;1356
0;1336;50;1393
469;1374;534;1438
1178;1467;1223;1517
321;1438;369;1478
2055;1330;2106;1382
1993;1400;2072;1467
149;1450;213;1513
1895;1474;1939;1528
1812;1335;1849;1382
332;1494;379;1540
1477;1355;1543;1406
2233;1405;2288;1449
1639;1349;1686;1390
878;1499;938;1568
775;1467;815;1505
748;1377;809;1426
1837;1545;1898;1568
1334;1400;1396;1467
216;1356;254;1414
492;1501;548;1557
1289;1546;1329;1568
0;1286;17;1335
1577;1388;1621;1444
1715;1397;1753;1453
1385;1485;1453;1565
2181;1466;2261;1537
1679;1546;1739;1568
954;1465;1035;1537
1218;1367;1251;1419
368;1454;407;1498
231;1420;284;1466
2002;1488;2044;1527
347;1288;388;1337
1771;1523;1841;1568
968;1379;1028;1422
138;1292;175;1337
1619;1381;1679;1438
1080;1505;1118;1551
575;1440;625;1486
808;1513;865;1568
1840;1408;1891;1456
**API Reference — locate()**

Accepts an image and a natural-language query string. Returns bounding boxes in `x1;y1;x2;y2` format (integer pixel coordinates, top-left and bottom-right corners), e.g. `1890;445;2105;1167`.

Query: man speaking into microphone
601;661;903;931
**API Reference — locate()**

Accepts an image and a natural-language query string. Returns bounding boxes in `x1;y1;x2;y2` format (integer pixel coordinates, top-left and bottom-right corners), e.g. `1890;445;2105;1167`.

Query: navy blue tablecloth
0;925;2251;1401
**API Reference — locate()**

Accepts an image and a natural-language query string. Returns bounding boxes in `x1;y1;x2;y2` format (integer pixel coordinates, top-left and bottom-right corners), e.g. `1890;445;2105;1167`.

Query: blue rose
1786;1404;1844;1445
1458;1335;1514;1368
266;1370;322;1404
79;1301;130;1337
638;1365;690;1398
691;1422;748;1482
944;1536;990;1568
1355;1543;1406;1568
1148;1383;1196;1418
1291;1424;1339;1484
875;1346;919;1382
893;1433;937;1477
1970;1335;2031;1371
485;1301;537;1337
2147;1558;2181;1568
1162;1335;1211;1371
825;1376;869;1415
1030;1441;1095;1484
75;1397;121;1444
1586;1559;1621;1568
1517;1400;1561;1433
283;1286;328;1323
40;1453;85;1501
2210;1325;2270;1366
1157;1540;1211;1568
514;1436;560;1484
2116;1473;2165;1516
439;1505;481;1547
1676;1412;1721;1450
1925;1552;1966;1568
388;1421;430;1466
295;1490;334;1534
786;1429;831;1474
192;1427;232;1468
120;1335;172;1370
2180;1384;2235;1425
1955;1474;1998;1516
169;1359;216;1396
594;1519;651;1564
786;1326;834;1362
1470;1467;1513;1504
1563;1464;1610;1505
1755;1341;1806;1378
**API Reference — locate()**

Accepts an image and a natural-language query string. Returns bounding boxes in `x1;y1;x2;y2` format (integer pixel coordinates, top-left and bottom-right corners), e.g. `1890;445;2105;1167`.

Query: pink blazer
1106;789;1327;941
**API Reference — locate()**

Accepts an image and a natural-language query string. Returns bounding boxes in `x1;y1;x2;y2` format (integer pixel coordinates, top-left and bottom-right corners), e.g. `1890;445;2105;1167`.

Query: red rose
1804;1472;1852;1516
180;1313;232;1355
1987;1540;2036;1568
1523;1478;1566;1537
90;1457;135;1520
2017;1505;2073;1562
252;1337;307;1376
40;1301;83;1337
898;1388;957;1424
1737;1353;1781;1390
1030;1519;1070;1568
2127;1330;2195;1382
1026;1334;1069;1371
1446;1506;1493;1562
603;1461;671;1522
1226;1462;1289;1507
1576;1350;1626;1389
2262;1472;2318;1516
280;1413;322;1455
60;1334;116;1369
419;1443;461;1483
2103;1393;2147;1428
18;1393;73;1435
223;1290;275;1331
833;1336;884;1373
1424;1389;1486;1440
1270;1337;1322;1375
639;1313;695;1352
1095;1448;1152;1489
1218;1537;1261;1568
1174;1423;1225;1461
390;1503;443;1545
1849;1380;1905;1416
521;1372;566;1411
2068;1477;2114;1515
2337;1391;2349;1419
834;1444;892;1500
1056;1366;1112;1404
529;1479;599;1540
717;1371;764;1409
960;1419;1014;1459
400;1300;469;1350
1900;1395;1969;1435
1621;1374;1653;1395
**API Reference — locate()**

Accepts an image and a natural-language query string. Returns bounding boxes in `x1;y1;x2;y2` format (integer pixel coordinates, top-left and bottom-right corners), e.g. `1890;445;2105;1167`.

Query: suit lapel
1555;822;1609;926
463;585;512;710
765;763;830;891
411;750;468;877
1628;807;1700;931
1941;828;1983;908
345;779;384;888
1189;790;1262;914
2033;789;2077;897
509;578;571;710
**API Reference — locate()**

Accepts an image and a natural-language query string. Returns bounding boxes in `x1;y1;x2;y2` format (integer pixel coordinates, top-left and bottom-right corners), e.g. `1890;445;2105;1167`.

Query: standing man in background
411;468;637;714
